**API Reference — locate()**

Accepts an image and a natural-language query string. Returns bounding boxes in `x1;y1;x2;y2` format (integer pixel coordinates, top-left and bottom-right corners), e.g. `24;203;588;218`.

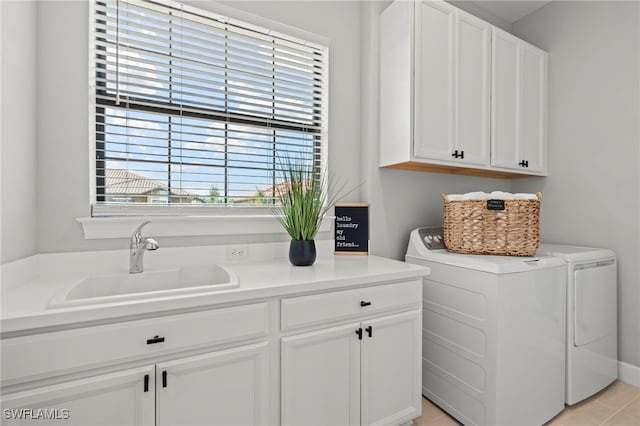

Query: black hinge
360;301;371;307
162;370;167;388
365;326;373;338
144;374;149;392
356;327;363;340
146;335;165;345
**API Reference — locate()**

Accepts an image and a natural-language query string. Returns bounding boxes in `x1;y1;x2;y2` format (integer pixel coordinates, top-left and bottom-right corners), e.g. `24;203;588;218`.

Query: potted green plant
273;157;346;266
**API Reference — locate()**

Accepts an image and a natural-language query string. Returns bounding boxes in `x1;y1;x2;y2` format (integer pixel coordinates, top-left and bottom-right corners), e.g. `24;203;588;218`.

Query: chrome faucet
129;221;159;274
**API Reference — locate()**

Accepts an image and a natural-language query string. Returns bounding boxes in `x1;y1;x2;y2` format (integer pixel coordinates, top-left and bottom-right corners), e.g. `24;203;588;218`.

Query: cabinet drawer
1;302;269;384
281;280;421;331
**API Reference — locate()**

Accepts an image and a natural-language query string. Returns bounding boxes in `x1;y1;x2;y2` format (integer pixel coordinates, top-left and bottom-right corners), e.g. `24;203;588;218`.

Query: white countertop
1;242;429;337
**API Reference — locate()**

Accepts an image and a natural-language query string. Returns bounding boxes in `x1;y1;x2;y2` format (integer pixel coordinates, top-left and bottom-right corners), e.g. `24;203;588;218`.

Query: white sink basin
48;264;238;308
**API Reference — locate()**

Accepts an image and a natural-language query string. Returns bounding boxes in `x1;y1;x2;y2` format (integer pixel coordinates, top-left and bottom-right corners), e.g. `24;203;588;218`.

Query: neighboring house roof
105;169;195;197
242;181;286;198
234;180;315;204
233;181;292;204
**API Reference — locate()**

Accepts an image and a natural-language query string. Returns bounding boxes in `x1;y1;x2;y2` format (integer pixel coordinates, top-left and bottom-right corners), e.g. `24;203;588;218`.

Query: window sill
77;215;332;240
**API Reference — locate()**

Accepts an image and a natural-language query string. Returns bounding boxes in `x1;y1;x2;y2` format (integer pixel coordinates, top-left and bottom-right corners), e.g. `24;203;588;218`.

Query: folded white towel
446;191;538;201
513;193;539;200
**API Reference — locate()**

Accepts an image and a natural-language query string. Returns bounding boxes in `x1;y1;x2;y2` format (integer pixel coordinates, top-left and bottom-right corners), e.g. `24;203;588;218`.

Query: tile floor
413;380;640;426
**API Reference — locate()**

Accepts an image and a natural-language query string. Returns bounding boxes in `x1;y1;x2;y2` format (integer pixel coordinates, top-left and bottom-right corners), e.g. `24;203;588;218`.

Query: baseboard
619;361;640;387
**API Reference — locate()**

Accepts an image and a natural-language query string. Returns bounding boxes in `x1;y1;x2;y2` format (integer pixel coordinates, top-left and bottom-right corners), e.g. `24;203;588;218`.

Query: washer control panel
418;226;445;250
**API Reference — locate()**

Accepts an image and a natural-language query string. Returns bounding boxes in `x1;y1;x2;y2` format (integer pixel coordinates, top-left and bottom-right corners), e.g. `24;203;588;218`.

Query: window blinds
92;0;328;211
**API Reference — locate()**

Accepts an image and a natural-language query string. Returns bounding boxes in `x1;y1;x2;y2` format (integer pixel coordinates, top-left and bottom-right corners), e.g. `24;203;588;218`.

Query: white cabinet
381;0;490;169
1;302;269;385
1;275;425;426
3;343;269;426
1;366;155;426
413;0;490;167
281;323;361;426
361;311;422;426
280;281;422;426
1;304;270;426
491;28;548;174
380;0;548;178
156;343;269;426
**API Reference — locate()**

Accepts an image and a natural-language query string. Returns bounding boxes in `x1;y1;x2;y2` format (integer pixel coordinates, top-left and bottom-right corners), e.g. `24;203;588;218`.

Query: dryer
406;228;566;426
538;244;618;405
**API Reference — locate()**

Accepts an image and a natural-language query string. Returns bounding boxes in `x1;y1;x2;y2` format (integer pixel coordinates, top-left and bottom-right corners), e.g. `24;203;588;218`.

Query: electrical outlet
226;245;248;260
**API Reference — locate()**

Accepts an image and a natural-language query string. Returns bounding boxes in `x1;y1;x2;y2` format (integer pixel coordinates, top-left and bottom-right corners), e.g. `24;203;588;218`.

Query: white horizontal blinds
94;0;327;206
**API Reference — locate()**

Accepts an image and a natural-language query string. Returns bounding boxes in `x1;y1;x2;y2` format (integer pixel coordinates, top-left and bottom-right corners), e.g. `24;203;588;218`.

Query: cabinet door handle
360;301;371;307
144;374;149;392
460;150;464;159
356;328;363;340
451;150;464;159
162;370;167;388
519;160;529;168
365;326;373;338
146;335;165;345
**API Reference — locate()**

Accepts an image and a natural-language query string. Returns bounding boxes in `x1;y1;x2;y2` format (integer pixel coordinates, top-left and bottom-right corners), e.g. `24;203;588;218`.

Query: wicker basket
442;192;541;256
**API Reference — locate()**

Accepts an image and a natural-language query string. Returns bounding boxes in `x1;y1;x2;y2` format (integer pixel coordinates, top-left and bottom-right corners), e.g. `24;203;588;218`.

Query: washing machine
406;227;567;426
538;244;618;405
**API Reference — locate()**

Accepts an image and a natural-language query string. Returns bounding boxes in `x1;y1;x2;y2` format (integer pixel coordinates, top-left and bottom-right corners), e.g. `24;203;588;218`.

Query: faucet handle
145;237;159;251
131;220;152;244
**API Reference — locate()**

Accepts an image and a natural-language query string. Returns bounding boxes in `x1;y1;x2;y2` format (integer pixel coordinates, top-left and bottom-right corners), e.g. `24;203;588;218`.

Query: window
91;0;328;215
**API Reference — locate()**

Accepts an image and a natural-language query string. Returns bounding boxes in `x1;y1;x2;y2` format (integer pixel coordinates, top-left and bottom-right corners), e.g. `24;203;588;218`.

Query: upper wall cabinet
491;28;548;174
413;1;491;167
379;0;548;178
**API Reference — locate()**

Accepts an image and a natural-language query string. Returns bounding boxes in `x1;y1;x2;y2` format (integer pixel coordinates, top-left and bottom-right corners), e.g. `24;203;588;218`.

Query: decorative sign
334;203;369;255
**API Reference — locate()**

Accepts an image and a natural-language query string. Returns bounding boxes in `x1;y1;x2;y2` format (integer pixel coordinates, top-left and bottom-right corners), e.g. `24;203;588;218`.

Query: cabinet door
281;323;361;426
520;43;547;173
1;366;154;426
361;310;422;426
155;342;269;426
414;0;456;161
456;10;490;166
491;27;521;170
491;28;548;173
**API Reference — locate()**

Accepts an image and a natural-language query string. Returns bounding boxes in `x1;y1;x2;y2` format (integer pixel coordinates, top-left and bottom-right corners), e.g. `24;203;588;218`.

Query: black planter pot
289;239;317;266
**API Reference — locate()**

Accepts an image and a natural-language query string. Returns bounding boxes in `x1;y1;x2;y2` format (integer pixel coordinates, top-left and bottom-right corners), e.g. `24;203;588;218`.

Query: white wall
1;1;38;263
360;1;511;260
32;0;362;255
511;1;640;369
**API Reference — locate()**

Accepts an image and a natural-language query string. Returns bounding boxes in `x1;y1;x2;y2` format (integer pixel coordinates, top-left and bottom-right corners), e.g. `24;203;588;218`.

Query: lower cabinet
1;342;269;426
2;280;424;426
281;310;422;426
1;366;155;426
156;342;269;426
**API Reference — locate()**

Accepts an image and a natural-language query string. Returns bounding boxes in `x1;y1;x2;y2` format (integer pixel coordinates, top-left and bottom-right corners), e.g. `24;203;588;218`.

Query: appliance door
574;261;617;347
